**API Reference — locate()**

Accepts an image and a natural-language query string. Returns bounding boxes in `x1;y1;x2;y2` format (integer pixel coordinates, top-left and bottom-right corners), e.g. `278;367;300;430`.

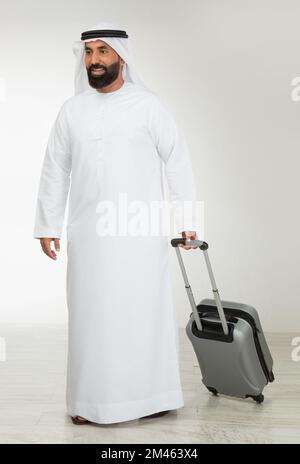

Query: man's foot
71;415;90;424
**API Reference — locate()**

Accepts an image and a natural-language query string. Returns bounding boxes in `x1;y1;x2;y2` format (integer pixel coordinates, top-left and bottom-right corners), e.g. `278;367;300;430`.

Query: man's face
84;39;124;89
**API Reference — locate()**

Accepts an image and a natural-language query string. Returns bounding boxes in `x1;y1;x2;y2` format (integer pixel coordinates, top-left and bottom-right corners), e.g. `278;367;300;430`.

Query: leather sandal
71;415;91;425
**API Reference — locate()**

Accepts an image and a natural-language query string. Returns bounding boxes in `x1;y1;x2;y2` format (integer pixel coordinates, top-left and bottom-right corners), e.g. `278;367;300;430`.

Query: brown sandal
71;415;91;425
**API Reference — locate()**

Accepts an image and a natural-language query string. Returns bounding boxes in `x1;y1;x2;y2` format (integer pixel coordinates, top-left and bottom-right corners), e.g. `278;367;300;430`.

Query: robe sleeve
148;95;199;235
33;102;72;239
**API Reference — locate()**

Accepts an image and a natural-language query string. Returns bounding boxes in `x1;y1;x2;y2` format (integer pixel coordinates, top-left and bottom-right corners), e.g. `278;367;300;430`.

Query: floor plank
0;324;298;444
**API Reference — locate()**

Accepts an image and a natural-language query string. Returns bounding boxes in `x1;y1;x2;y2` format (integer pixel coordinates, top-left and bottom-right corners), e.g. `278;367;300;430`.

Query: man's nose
90;54;102;65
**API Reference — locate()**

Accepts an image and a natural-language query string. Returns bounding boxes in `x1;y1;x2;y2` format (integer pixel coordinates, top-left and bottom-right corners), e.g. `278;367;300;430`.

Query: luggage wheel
246;393;264;404
206;386;218;396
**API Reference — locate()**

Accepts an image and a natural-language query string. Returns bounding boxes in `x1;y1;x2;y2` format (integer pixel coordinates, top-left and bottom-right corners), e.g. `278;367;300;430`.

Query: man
33;21;200;425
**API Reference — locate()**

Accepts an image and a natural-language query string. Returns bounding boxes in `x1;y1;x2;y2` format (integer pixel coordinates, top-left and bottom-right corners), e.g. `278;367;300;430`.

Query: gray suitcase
170;238;274;403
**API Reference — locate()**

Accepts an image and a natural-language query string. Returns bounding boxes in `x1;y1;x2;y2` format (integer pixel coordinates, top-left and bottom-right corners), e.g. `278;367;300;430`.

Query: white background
0;0;299;331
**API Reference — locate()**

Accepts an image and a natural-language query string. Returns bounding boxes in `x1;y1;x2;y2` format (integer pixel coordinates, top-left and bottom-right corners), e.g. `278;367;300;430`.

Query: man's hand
178;231;199;250
39;238;60;260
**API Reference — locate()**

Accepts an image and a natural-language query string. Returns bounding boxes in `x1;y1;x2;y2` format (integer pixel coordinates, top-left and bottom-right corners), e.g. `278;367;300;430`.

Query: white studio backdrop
0;0;299;331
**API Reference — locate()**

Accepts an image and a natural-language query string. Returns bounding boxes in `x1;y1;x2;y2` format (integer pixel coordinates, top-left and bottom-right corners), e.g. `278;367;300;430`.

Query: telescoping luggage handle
170;238;229;335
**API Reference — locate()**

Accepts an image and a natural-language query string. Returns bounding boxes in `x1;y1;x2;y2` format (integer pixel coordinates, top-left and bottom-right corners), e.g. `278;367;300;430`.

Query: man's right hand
39;238;60;260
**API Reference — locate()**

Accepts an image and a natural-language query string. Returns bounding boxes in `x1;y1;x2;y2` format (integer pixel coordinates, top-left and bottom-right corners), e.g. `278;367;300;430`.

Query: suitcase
170;237;275;403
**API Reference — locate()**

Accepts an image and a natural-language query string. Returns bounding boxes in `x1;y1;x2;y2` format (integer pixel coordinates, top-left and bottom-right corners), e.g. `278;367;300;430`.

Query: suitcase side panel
186;316;267;397
198;298;274;376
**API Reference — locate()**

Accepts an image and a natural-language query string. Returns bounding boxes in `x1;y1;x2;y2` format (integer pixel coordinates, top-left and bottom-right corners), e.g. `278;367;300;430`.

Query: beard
87;58;121;89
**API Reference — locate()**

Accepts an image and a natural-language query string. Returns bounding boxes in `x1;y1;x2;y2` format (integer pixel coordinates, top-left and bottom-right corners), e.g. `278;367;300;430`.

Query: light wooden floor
0;324;299;444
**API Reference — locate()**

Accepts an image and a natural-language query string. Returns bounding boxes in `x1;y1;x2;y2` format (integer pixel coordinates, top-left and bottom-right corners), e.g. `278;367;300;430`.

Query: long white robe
33;81;198;424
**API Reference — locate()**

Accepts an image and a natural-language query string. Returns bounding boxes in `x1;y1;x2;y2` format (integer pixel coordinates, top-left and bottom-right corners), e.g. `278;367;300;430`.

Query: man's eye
85;50;107;54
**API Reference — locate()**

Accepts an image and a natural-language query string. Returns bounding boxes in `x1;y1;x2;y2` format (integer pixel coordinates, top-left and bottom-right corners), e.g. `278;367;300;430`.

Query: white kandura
33;21;199;424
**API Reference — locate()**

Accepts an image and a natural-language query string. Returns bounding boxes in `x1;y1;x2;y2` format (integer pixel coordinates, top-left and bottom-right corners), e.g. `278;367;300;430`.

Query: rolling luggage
170;238;274;403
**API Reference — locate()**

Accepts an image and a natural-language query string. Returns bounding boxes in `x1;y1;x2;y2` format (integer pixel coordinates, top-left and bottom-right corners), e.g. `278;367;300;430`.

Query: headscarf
72;21;148;95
